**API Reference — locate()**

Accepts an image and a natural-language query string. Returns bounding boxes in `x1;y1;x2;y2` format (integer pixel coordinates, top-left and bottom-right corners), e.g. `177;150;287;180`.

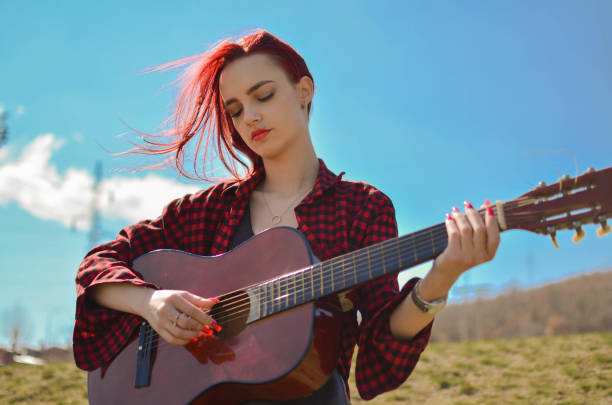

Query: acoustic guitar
88;166;612;404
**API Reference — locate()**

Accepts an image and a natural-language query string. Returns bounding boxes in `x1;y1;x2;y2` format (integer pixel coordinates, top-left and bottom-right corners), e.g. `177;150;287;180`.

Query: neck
260;132;319;196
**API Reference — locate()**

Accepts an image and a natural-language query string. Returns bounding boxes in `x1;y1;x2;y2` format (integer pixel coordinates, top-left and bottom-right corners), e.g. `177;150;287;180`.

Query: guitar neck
248;220;452;321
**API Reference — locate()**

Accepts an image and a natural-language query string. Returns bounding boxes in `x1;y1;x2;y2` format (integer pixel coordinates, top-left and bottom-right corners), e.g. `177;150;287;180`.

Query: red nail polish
211;298;220;303
464;201;473;209
446;213;453;221
211;321;222;332
452;206;460;213
484;199;491;206
206;328;214;336
190;337;199;343
486;204;494;216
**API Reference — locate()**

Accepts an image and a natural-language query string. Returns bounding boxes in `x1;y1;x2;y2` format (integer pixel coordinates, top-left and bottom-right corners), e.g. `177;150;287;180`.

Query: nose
243;105;261;126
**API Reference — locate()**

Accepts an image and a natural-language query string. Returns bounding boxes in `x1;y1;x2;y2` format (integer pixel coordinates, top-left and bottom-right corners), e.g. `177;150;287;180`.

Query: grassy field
1;332;610;404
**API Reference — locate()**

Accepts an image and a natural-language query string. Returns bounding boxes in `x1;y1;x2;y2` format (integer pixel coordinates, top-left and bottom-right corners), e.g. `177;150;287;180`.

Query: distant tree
1;303;33;352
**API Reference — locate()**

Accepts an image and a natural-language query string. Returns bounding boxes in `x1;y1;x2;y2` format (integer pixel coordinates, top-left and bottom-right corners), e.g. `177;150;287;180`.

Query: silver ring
173;312;181;327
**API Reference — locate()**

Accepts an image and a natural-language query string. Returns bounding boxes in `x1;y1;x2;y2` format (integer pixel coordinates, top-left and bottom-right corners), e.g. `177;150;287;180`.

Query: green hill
1;332;610;404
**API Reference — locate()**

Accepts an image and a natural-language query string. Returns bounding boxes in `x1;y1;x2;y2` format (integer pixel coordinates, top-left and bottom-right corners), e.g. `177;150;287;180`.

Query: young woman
74;30;500;403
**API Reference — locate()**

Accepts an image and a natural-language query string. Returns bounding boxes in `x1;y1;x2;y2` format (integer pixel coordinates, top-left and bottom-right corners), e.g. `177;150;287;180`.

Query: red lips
251;128;271;141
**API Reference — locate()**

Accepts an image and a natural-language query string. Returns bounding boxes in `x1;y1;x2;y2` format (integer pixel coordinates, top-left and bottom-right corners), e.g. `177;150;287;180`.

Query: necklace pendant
271;216;282;225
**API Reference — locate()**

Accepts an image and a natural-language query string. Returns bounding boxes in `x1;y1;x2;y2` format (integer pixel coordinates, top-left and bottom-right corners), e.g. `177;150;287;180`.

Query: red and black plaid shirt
73;159;432;400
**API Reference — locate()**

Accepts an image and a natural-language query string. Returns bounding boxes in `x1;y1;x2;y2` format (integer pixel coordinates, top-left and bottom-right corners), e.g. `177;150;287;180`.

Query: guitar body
87;227;342;405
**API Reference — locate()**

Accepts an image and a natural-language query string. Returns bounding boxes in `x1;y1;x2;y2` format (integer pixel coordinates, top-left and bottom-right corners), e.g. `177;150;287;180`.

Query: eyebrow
223;80;275;107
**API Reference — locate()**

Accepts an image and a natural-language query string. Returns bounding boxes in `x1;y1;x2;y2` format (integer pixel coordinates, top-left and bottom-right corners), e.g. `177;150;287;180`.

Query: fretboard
247;221;449;321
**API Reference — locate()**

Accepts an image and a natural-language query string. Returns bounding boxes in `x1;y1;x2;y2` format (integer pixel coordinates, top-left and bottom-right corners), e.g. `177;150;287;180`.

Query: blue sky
1;1;611;347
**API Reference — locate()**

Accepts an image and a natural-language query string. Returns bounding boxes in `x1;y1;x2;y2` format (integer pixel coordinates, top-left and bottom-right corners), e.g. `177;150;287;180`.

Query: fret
264;282;271;317
352;252;358;285
396;238;403;268
330;260;335;292
430;228;436;255
258;285;264;318
342;256;347;289
274;280;280;313
300;269;306;303
319;264;324;297
283;277;289;309
367;247;373;280
381;242;387;274
310;266;315;300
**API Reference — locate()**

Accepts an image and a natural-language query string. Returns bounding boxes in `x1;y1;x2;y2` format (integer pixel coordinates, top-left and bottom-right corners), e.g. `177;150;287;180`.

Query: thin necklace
260;187;312;225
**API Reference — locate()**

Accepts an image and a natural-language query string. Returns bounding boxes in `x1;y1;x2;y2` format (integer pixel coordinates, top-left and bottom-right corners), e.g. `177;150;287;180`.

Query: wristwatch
410;279;447;315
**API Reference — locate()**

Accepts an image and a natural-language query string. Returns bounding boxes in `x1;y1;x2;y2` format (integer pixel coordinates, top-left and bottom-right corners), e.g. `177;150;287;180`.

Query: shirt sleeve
353;190;433;400
73;193;193;371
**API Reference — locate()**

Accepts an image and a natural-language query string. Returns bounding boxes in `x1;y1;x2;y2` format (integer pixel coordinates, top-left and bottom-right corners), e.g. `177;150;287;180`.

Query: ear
296;76;314;105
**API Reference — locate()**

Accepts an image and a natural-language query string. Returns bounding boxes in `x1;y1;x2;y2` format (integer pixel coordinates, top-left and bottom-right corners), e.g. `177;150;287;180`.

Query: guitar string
142;222;454;352
142;204;510;348
204;204;553;326
141;208;496;351
192;205;504;324
145;203;560;353
144;202;548;350
139;196;598;353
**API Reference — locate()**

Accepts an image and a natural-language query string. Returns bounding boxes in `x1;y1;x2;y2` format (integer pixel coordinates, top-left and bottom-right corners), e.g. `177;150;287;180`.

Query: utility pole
0;110;8;146
87;161;103;248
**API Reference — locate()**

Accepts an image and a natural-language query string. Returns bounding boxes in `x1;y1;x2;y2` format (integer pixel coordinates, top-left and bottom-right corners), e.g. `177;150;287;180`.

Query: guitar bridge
134;321;157;388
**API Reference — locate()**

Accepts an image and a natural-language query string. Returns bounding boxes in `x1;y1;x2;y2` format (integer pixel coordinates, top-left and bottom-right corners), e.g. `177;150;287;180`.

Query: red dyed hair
128;29;314;181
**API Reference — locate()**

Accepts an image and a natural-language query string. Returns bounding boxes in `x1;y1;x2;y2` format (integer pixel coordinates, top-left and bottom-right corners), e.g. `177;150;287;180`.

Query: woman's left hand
431;200;501;282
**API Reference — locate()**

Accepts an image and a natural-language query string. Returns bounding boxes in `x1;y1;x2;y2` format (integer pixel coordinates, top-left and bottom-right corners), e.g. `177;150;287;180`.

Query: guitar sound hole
211;290;249;339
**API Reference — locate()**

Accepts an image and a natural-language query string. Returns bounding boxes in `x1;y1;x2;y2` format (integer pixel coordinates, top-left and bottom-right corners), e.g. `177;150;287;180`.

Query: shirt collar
226;158;344;202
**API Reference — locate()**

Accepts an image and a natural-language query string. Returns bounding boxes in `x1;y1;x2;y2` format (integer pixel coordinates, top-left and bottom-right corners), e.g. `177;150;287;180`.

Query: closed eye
230;92;274;119
258;92;274;102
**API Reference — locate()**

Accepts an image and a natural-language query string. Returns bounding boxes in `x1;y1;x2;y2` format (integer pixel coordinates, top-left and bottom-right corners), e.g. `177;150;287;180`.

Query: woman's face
219;53;313;160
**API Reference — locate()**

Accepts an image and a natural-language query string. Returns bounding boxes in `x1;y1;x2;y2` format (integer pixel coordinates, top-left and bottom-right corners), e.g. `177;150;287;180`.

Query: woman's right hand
140;289;220;345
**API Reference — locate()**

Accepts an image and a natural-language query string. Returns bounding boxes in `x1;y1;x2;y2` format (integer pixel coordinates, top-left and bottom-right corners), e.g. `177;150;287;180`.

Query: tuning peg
597;218;611;237
572;227;585;243
571;221;585;243
536;181;547;189
546;226;559;248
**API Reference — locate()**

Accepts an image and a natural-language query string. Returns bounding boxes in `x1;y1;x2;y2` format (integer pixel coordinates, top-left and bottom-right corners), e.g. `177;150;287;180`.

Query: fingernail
452;206;460;213
486;204;494;216
201;325;211;334
211;321;222;332
484;199;491;206
190;337;199;343
464;201;473;209
211;298;220;303
446;213;453;221
206;328;214;336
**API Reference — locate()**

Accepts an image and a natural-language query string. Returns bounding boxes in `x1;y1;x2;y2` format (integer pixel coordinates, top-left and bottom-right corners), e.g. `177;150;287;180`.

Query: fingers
464;201;488;263
484;200;501;259
442;201;498;273
171;292;217;330
451;205;473;261
147;290;221;346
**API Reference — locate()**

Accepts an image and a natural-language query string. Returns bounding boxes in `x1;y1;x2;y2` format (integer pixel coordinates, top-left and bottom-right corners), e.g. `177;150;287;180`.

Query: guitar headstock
500;166;612;247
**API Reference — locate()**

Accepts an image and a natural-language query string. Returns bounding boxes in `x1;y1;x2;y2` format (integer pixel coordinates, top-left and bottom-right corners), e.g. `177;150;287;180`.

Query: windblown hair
127;29;314;181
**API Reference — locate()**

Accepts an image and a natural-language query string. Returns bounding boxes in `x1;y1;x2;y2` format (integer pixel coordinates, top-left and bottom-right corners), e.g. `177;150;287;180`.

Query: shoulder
163;179;240;214
334;178;395;213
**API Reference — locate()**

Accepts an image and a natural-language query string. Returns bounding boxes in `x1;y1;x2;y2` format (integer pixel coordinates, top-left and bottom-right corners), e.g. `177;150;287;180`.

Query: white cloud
0;134;200;230
0;145;11;161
